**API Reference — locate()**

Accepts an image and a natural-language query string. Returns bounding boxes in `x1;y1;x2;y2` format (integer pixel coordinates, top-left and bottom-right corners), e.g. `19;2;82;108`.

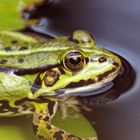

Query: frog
0;30;121;140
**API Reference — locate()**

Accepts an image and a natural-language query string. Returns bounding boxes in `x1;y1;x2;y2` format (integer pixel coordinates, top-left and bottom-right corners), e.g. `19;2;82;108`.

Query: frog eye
63;51;86;72
70;30;95;48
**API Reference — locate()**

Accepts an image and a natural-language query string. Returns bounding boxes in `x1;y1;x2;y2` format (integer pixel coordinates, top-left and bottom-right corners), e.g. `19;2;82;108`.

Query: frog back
0;31;73;69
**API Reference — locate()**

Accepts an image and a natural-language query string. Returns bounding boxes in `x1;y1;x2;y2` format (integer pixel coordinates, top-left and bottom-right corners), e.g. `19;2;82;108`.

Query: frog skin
0;30;121;140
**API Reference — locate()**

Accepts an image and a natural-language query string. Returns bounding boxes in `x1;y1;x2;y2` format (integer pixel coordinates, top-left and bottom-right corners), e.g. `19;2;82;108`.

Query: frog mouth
55;70;119;98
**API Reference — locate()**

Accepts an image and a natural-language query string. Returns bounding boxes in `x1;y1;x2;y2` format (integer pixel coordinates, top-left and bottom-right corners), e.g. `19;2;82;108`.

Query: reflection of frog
0;30;121;140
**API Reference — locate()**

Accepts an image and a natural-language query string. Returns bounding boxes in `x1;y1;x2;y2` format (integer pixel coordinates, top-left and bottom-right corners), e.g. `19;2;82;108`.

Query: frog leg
31;100;93;140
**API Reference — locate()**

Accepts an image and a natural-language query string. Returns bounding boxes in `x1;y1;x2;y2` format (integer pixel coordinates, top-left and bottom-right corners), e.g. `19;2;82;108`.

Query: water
22;0;140;140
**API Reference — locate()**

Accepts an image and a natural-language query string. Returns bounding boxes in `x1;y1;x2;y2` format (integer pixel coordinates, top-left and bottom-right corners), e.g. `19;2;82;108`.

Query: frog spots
4;47;12;52
53;131;64;140
66;79;95;88
11;40;18;44
2;46;13;52
19;46;28;51
47;100;57;116
53;131;81;140
31;74;42;94
44;69;60;87
0;59;8;64
71;38;80;44
0;100;18;113
113;62;120;67
18;58;24;63
98;68;116;81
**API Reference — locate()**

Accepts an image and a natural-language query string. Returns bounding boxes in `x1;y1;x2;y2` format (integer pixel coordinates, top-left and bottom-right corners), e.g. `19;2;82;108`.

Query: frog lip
55;81;113;98
55;70;119;98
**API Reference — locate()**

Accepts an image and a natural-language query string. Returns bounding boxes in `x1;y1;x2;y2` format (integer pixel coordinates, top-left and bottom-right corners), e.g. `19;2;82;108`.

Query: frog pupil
69;57;81;65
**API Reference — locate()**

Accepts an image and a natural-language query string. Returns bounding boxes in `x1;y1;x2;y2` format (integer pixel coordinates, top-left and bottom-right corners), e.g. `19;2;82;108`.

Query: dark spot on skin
19;47;28;51
48;101;56;117
87;39;92;43
2;63;60;76
29;81;32;85
18;59;24;63
113;62;119;67
53;131;64;140
73;39;80;44
99;57;107;63
0;100;18;113
14;98;29;106
0;59;7;64
66;78;95;88
11;40;18;44
43;116;50;122
14;97;55;107
14;97;56;106
40;110;43;114
98;68;116;81
31;74;42;94
21;104;32;111
4;47;12;52
38;115;43;120
58;66;65;75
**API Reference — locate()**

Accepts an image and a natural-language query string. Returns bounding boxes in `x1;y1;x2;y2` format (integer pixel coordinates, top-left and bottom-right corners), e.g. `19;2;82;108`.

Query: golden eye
63;51;86;72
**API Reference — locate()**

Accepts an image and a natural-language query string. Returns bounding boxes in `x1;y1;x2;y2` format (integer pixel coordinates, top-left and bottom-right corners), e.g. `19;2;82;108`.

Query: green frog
0;30;121;140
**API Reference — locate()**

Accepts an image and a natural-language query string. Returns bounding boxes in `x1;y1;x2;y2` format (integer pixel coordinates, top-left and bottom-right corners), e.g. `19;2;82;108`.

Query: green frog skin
0;30;121;140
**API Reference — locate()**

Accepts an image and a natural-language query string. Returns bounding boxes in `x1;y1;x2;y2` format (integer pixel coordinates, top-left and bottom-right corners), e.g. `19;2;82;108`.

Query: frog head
35;30;121;98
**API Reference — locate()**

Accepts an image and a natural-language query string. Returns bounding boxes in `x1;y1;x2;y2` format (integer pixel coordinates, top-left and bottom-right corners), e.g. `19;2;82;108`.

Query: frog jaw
34;57;121;99
55;67;120;98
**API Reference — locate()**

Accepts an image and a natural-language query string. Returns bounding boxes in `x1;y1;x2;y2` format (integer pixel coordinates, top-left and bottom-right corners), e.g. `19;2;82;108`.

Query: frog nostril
99;57;107;63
